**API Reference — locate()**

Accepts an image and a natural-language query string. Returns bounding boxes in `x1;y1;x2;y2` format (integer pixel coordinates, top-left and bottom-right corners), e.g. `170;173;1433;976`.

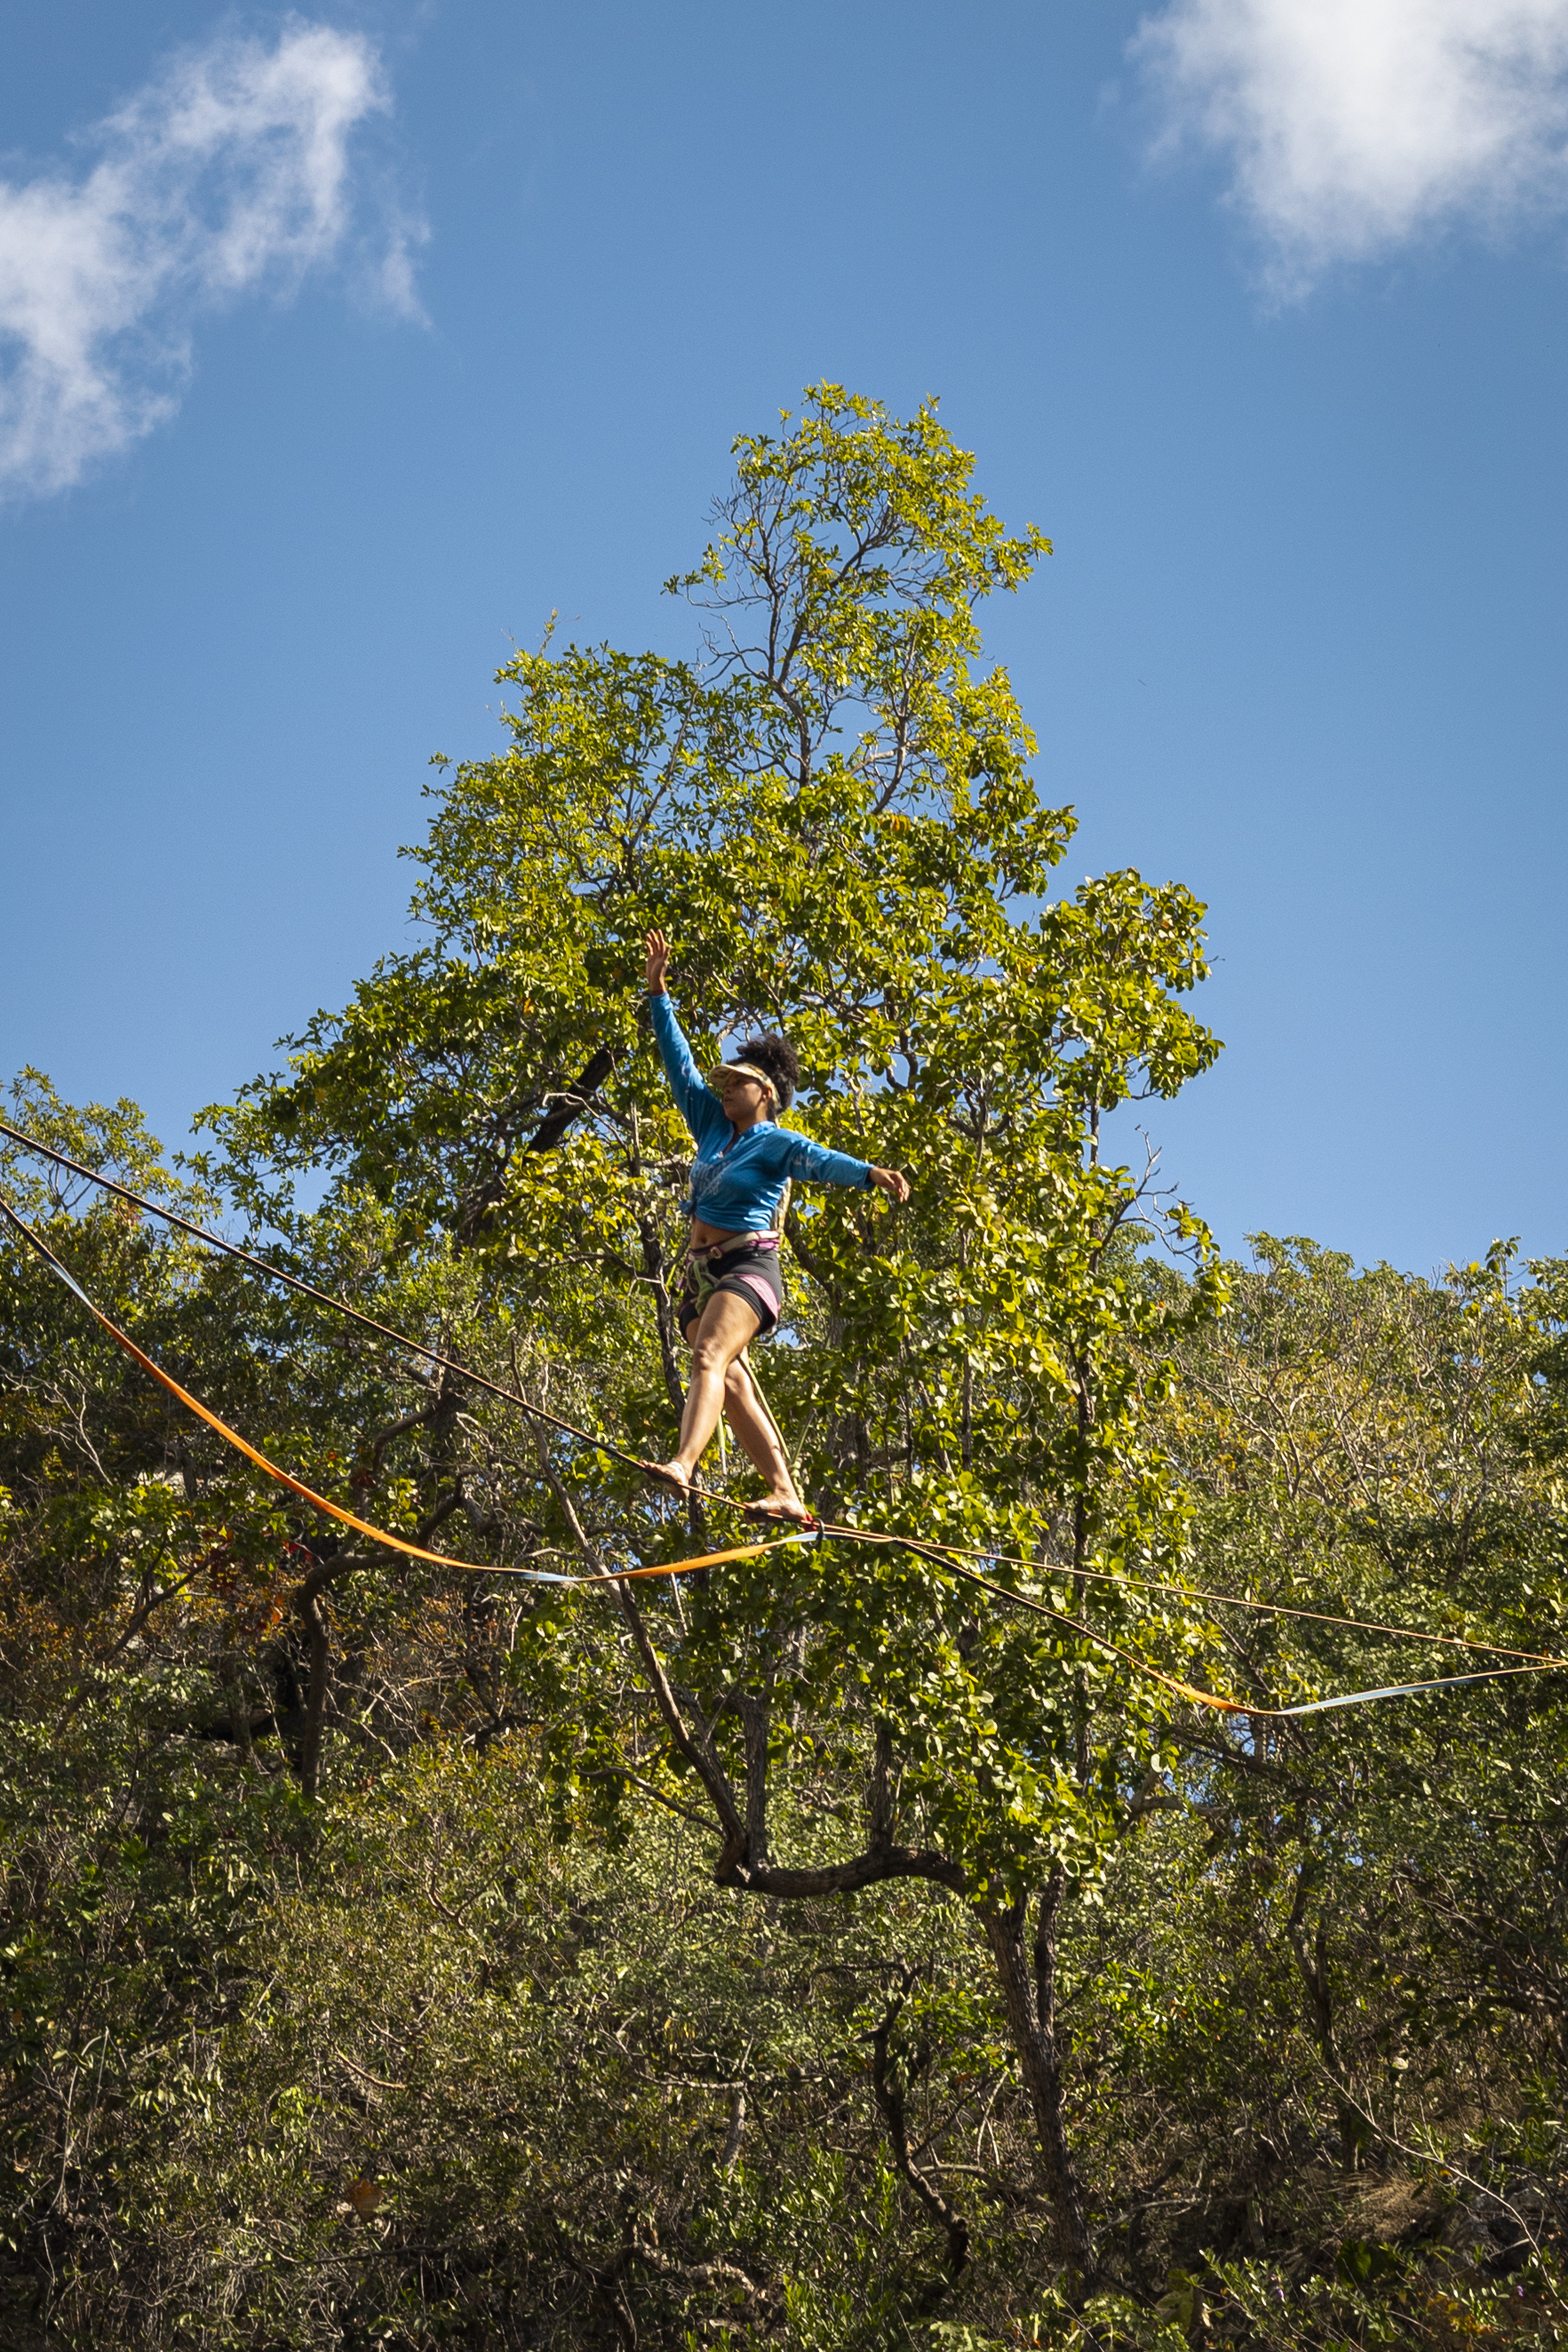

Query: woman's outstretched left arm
784;1132;910;1203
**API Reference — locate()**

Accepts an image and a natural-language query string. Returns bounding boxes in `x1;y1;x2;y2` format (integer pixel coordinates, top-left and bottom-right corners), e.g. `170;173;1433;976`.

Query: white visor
711;1059;777;1105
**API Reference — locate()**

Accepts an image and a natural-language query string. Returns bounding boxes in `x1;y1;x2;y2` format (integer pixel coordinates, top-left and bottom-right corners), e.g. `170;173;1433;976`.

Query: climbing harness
677;1232;782;1335
3;1120;1564;1722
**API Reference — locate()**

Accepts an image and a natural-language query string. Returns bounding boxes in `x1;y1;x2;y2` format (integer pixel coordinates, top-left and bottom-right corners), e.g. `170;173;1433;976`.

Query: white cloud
0;21;417;498
1134;0;1568;290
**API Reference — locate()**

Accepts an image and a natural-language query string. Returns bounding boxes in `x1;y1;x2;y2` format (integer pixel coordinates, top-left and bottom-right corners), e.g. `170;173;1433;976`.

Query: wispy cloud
0;20;418;498
1133;0;1568;291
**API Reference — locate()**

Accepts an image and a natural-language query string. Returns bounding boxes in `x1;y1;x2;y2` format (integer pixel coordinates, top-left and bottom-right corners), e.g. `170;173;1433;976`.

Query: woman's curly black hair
739;1033;800;1112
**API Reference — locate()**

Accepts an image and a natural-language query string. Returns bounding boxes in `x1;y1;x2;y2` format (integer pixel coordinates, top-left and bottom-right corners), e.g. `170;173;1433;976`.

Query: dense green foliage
4;394;1567;2348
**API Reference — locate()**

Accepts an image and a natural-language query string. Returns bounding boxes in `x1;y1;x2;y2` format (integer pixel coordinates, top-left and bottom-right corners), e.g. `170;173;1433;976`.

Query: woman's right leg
721;1357;806;1518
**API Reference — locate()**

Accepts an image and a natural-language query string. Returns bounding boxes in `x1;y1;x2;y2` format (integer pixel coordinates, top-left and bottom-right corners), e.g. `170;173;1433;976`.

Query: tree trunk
1285;1864;1362;2168
298;1587;331;1801
720;2085;746;2173
638;1212;687;1424
219;1640;256;1767
871;1983;970;2290
983;1882;1097;2287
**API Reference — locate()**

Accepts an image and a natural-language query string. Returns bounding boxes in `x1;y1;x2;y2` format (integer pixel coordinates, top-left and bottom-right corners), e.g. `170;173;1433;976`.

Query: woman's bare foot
649;1459;698;1495
753;1491;815;1526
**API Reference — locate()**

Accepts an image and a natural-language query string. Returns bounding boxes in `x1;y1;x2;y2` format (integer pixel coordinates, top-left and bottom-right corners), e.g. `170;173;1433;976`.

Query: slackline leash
4;1127;1565;1721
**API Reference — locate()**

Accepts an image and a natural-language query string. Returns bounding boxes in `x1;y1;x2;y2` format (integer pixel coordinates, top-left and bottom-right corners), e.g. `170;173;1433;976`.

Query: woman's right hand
645;928;671;995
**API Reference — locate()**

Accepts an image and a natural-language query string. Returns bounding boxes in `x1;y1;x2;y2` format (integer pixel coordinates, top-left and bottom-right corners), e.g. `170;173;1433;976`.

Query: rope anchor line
1;1123;1562;1724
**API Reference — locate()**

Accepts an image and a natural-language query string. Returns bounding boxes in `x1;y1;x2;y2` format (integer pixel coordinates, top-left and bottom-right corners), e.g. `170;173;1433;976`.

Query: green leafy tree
1050;1237;1568;2314
200;387;1225;2284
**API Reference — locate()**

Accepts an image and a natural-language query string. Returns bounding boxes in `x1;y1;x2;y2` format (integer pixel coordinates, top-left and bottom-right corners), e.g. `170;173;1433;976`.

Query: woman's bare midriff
688;1218;749;1250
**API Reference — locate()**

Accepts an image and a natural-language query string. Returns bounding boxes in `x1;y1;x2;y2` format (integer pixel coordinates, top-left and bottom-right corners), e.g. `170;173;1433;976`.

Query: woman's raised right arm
645;929;724;1143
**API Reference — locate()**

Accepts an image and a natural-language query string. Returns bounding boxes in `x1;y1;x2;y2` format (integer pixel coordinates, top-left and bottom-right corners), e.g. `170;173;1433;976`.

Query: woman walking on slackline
645;929;910;1522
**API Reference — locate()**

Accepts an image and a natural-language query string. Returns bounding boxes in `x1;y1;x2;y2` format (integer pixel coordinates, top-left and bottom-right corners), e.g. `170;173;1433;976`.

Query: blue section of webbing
1282;1667;1542;1717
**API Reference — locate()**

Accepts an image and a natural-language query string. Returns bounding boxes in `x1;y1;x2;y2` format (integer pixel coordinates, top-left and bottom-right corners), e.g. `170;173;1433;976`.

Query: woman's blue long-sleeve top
649;992;873;1232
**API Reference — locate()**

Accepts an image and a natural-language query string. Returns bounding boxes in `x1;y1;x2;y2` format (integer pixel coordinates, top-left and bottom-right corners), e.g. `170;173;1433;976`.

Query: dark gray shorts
677;1238;783;1341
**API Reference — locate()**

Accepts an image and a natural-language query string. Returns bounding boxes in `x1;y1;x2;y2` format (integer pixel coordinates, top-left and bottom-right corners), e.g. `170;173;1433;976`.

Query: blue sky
2;0;1564;1275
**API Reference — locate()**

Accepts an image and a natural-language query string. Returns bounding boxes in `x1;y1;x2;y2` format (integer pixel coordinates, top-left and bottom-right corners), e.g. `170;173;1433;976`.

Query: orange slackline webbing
0;1194;807;1591
0;1184;1285;1706
5;1119;1556;1683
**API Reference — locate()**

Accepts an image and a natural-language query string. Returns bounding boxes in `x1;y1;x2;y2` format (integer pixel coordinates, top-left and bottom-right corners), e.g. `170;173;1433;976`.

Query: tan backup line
3;1116;1556;1662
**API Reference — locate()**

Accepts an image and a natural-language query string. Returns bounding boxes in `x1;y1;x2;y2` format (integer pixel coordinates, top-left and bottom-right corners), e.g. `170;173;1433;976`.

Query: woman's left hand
870;1166;911;1205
